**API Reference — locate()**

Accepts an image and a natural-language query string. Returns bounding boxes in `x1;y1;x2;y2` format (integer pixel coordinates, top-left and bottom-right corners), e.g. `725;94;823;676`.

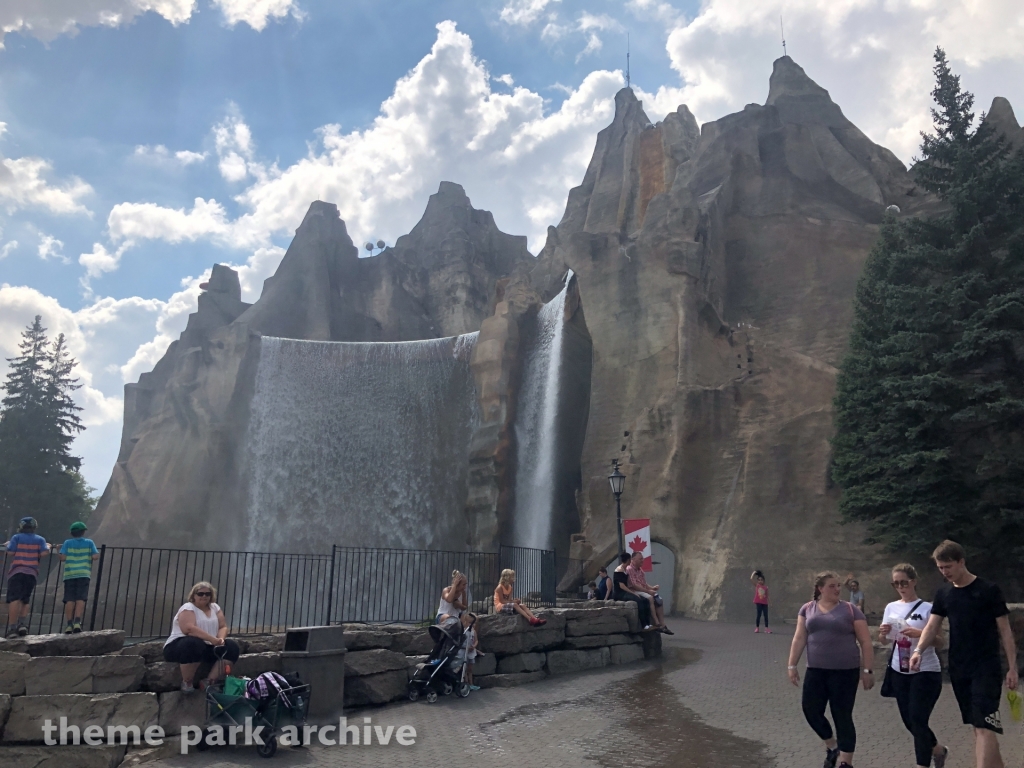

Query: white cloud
134;144;208;166
0;0;301;46
79;241;133;280
499;0;560;26
654;0;1024;162
210;0;303;31
107;197;232;244
494;74;515;87
578;12;621;33
0;240;16;260
0;153;93;215
213;111;258;183
101;21;624;255
0;0;195;46
37;234;67;263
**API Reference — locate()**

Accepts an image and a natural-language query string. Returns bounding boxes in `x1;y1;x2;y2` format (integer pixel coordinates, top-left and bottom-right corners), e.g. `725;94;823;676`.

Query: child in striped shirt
58;522;99;634
4;517;51;638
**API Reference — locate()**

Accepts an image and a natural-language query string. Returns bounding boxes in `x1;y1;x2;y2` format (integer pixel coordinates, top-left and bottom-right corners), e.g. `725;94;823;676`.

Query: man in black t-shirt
912;540;1018;768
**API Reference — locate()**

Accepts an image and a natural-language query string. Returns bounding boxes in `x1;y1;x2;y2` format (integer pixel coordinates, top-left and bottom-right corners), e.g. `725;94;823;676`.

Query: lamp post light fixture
608;459;626;554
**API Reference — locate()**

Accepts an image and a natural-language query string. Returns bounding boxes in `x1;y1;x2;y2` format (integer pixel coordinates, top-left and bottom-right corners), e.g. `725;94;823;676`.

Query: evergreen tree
0;317;95;537
832;49;1024;575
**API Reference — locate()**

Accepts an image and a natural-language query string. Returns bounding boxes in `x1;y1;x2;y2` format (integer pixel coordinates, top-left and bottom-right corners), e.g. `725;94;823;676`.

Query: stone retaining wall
0;600;656;764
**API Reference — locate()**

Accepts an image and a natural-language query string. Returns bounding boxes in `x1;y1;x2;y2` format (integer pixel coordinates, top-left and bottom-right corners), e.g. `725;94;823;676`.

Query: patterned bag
245;671;293;708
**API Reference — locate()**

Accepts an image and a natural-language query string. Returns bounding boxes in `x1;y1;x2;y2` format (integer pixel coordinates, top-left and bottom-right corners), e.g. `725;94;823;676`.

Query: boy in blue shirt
4;517;51;638
59;522;99;634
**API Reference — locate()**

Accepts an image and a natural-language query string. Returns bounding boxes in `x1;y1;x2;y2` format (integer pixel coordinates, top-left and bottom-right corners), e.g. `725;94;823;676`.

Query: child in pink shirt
751;570;771;633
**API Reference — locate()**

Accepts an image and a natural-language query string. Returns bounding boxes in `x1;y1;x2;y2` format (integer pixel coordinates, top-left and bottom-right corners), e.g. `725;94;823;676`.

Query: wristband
787;665;797;670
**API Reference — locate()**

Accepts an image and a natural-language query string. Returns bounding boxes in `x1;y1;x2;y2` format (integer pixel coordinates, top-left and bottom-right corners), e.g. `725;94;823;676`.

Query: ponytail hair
812;571;840;601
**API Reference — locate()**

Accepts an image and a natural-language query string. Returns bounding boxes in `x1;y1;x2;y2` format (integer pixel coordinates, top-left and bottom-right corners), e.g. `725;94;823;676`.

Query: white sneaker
180;681;195;692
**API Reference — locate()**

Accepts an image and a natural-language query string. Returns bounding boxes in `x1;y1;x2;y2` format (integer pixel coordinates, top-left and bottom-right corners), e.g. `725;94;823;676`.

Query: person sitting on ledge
494;569;546;625
613;552;653;630
436;569;468;623
628;550;673;634
162;581;240;692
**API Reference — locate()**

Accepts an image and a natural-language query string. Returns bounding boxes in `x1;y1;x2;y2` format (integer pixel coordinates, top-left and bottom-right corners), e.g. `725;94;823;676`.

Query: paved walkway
137;618;1024;768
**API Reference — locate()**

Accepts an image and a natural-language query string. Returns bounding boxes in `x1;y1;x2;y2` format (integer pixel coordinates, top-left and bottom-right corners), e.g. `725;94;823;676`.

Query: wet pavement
136;617;1024;768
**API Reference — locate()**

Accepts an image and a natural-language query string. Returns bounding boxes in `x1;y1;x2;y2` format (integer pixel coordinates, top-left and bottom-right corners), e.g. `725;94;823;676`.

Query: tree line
832;49;1024;582
0;316;96;539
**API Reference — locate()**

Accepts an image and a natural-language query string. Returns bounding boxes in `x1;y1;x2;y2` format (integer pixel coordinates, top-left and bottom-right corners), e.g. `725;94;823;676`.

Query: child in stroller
408;615;471;702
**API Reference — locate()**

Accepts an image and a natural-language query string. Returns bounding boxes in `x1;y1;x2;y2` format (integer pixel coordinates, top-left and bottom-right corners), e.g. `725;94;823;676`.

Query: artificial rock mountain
92;57;1023;619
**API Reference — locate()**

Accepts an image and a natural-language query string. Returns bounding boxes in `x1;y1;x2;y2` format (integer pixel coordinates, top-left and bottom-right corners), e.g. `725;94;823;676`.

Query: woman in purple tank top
787;571;875;768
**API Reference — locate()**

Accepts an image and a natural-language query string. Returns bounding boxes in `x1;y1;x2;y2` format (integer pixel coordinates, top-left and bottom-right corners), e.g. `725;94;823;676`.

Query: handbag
880;599;923;698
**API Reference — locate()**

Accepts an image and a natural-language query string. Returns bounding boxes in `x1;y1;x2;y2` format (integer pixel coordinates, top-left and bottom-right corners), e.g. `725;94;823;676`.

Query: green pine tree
832;49;1024;575
0;317;95;538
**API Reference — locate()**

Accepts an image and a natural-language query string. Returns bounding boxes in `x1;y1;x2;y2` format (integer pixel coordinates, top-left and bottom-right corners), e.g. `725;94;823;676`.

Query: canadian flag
623;518;652;572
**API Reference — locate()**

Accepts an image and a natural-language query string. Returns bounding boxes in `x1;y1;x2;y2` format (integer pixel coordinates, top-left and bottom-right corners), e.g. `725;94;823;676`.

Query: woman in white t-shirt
162;581;240;692
877;564;948;768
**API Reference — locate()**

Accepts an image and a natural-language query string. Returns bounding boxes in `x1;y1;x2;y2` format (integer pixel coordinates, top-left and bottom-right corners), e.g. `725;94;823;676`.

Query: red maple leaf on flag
628;535;647;553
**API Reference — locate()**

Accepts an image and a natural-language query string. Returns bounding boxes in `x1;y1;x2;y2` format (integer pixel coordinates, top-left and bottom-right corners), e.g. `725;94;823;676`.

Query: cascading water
243;333;480;554
512;271;573;552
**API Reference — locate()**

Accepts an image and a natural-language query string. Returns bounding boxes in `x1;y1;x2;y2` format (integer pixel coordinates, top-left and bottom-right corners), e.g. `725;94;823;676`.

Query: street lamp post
608;459;625;555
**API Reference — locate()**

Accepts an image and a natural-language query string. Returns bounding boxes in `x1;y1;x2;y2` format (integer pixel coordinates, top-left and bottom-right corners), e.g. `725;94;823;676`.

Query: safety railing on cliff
0;543;585;639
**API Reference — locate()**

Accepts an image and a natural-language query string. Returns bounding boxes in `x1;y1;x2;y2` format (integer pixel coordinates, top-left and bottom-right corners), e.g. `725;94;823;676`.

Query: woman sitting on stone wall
494;569;547;626
162;581;240;692
612;553;653;630
436;570;468;623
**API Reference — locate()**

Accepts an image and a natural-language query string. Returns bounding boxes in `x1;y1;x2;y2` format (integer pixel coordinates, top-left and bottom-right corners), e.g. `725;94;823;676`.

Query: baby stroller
408;619;471;702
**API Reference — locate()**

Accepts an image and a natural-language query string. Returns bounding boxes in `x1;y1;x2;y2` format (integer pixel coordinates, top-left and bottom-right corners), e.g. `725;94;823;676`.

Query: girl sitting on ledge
494;569;547;626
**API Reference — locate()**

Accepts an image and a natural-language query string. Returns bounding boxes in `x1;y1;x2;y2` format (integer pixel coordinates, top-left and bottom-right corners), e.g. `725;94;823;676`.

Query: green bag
224;675;247;697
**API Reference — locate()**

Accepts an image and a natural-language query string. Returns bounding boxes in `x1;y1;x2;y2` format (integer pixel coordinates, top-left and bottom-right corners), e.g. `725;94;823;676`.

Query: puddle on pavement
585;646;768;767
474;646;769;768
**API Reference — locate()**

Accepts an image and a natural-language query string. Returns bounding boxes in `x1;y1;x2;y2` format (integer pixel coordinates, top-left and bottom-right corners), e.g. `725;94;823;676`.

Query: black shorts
63;577;91;603
5;573;37;603
163;636;241;665
950;663;1004;733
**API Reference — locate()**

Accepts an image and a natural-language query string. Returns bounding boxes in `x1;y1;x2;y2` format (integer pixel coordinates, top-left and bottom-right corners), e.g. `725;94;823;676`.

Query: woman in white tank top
162;581;240;692
436;571;468;623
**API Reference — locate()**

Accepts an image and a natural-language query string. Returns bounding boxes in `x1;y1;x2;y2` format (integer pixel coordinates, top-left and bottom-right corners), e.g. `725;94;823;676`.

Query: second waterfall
512;271;574;552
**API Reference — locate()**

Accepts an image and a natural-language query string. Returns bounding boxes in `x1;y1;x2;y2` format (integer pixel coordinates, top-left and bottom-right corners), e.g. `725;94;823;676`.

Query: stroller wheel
441;682;453;696
426;690;438;704
256;734;278;758
408;686;420;702
456;681;471;698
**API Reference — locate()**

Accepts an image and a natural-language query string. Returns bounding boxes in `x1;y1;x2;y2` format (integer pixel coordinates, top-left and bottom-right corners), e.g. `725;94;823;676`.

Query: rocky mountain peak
766;56;831;105
985;96;1023;149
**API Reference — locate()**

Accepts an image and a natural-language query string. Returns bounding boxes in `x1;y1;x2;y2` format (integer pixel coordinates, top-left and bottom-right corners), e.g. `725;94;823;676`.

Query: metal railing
326;547;499;624
1;542;564;639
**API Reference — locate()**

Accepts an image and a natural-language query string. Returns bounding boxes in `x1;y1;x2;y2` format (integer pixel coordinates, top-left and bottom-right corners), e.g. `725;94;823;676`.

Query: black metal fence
0;542;573;639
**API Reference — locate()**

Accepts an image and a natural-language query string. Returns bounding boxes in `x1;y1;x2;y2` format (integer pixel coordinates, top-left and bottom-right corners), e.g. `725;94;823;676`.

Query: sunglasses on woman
890;580;911;588
195;591;213;597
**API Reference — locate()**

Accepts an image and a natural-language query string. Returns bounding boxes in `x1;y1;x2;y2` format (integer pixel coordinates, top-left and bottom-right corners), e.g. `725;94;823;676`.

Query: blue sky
1;0;1022;494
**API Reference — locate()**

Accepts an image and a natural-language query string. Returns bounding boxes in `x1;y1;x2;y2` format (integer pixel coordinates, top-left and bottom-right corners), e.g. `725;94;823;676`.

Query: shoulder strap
904;599;923;620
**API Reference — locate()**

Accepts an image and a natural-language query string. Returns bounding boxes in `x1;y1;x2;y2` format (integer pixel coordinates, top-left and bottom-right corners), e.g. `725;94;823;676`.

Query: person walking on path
436;570;467;623
787;571;875;768
751;570;771;633
911;540;1018;768
4;517;51;638
58;521;99;634
878;563;948;768
493;569;546;626
845;575;865;613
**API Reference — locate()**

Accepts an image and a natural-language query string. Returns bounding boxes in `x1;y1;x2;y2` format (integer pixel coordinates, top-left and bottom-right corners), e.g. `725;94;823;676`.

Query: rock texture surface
92;184;533;550
529;58;959;619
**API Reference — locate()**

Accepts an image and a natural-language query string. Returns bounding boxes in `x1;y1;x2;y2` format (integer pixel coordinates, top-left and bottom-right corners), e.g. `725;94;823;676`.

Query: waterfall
512;272;573;551
243;333;480;554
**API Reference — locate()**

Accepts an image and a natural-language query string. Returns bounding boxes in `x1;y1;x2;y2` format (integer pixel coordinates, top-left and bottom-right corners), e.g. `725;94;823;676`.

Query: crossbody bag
879;599;924;698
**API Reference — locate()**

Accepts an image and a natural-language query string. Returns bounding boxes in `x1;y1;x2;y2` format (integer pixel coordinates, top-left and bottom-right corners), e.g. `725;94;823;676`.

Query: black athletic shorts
63;577;91;603
950;662;1004;733
5;572;37;603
